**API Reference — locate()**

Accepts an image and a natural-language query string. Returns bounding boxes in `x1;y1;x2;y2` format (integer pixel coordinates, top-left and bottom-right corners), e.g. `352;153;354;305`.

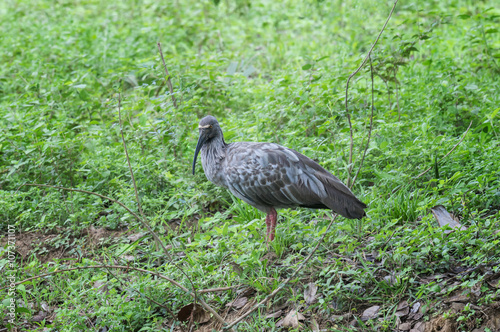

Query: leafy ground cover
1;0;499;331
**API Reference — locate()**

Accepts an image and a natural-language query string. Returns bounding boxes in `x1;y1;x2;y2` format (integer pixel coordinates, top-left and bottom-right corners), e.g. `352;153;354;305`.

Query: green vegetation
1;0;499;331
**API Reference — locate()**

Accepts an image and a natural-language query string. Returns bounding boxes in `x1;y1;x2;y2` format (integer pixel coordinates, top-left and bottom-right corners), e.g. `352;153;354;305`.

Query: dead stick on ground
103;265;187;332
18;183;225;326
117;93;154;244
224;214;338;330
116;95;171;260
345;0;398;186
351;55;375;189
21;183;164;249
112;93;200;317
1;264;229;328
198;285;242;294
157;42;178;108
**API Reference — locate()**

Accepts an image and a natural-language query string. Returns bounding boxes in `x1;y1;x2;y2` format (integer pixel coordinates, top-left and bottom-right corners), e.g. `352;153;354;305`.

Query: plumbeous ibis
192;116;367;242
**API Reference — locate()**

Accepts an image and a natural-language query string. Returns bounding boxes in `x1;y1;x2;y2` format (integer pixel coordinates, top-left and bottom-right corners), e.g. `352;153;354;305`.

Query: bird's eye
209;125;213;128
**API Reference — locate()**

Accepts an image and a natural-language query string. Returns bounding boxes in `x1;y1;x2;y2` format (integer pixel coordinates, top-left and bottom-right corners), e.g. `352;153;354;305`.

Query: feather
194;116;367;233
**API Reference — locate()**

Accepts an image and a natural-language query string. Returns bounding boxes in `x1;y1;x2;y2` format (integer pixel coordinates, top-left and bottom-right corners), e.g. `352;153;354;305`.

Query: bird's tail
321;177;367;219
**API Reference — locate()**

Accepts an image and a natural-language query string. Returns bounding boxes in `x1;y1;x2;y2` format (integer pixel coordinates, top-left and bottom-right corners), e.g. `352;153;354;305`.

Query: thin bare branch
224;214;338;330
118;93;148;236
116;94;172;260
21;184;140;228
394;70;401;121
351;56;375;188
198;285;242;294
345;0;398;186
103;265;186;332
2;265;185;292
120;93;200;312
20;183;172;261
1;264;228;328
157;42;178;108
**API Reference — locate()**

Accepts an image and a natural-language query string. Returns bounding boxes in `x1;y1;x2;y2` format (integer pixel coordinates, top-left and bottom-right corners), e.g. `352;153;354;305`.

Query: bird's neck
201;134;228;187
202;134;226;161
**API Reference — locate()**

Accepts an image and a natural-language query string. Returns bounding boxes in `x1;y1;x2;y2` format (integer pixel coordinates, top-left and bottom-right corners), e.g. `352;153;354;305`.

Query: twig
0;264;229;328
384;79;392;112
157;42;178;108
20;183;167;249
15;184;229;328
2;265;184;292
344;0;398;186
103;265;186;332
154;81;166;98
21;182;192;314
394;70;401;121
198;285;242;294
116;93;171;257
118;93;200;316
118;93;148;237
224;214;338;330
448;261;500;281
351;56;375;188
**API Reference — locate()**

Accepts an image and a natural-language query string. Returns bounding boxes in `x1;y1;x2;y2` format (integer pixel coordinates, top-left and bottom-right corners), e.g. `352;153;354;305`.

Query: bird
192;115;367;242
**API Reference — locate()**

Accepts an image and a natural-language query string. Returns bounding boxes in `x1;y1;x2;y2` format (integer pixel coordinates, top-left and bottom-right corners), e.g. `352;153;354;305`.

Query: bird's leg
268;208;278;242
265;213;271;242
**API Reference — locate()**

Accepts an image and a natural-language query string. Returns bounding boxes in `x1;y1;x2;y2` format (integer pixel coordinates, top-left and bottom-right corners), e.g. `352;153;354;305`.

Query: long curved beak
192;133;207;175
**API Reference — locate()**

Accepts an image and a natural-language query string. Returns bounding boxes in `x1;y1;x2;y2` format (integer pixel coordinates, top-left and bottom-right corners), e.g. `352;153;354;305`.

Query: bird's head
192;116;222;175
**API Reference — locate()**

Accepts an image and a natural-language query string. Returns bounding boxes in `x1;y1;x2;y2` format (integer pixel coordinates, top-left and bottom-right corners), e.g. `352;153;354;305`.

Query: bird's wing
288;149;367;218
224;143;328;211
224;142;366;218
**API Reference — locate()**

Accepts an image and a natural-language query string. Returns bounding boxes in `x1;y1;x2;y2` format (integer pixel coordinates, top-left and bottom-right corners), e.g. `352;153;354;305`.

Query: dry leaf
361;305;380;321
282;309;305;328
310;317;320;332
395;306;409;317
32;311;47;322
383;274;396;285
236;287;255;297
265;310;282;319
445;295;468;303
331;312;352;321
396;300;409;316
451;302;465;312
226;297;248;309
121;255;135;262
93;281;109;294
410;321;426;332
487;278;500;289
177;303;210;323
230;262;243;275
397;300;409;311
127;232;146;242
411;313;424;320
431;205;467;233
304;282;318;304
399;322;412;331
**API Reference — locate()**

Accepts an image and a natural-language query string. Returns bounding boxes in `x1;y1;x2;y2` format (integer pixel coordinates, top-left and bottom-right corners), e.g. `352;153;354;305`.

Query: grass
1;0;500;331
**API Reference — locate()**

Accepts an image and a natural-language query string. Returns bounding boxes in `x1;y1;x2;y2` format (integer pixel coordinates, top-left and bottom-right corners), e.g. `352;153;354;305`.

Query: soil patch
0;226;127;263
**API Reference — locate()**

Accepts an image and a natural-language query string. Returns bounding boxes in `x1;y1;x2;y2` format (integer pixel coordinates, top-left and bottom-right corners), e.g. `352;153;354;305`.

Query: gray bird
192;116;366;242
